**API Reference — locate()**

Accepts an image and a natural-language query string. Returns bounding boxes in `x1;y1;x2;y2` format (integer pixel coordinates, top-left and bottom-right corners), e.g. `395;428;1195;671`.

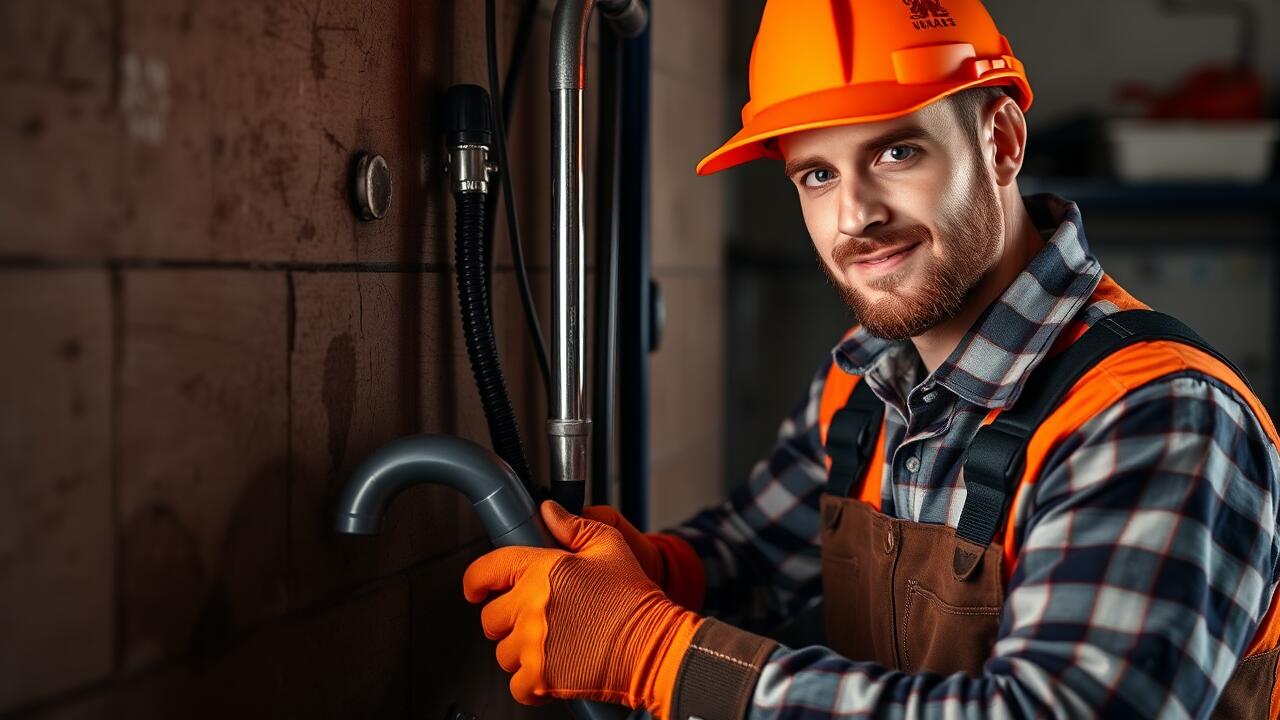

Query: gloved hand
580;505;706;612
579;505;664;581
463;500;703;716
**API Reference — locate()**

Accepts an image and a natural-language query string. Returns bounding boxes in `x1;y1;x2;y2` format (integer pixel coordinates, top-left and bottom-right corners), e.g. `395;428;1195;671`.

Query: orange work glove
580;505;706;612
463;501;703;716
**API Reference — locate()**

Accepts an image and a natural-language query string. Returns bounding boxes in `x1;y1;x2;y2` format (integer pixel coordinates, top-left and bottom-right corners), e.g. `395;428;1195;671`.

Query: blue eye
802;168;834;187
879;145;917;164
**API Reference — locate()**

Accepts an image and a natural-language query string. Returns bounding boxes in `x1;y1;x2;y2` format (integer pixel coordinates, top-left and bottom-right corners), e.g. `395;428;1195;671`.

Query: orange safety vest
817;276;1280;717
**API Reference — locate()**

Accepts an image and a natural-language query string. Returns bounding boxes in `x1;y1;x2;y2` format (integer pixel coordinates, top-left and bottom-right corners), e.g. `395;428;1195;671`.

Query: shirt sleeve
739;373;1280;719
663;354;834;633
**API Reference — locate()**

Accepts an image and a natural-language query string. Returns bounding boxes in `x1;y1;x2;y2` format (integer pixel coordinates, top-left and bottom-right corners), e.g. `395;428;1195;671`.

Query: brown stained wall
0;0;732;717
647;1;732;531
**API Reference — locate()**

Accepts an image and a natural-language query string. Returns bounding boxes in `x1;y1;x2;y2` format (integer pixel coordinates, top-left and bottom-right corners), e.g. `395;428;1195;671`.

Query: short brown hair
947;86;1011;141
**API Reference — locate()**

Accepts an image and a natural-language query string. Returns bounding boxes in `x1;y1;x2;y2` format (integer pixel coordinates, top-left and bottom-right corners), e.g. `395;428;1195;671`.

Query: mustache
832;225;932;267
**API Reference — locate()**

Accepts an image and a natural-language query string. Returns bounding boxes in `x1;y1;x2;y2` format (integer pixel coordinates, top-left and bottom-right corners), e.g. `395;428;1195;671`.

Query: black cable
489;0;535;274
617;4;653;530
503;0;540;123
482;0;537;275
592;27;622;507
486;0;552;404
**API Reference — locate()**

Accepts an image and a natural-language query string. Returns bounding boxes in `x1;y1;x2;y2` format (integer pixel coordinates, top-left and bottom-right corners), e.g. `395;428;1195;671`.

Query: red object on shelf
1114;63;1264;121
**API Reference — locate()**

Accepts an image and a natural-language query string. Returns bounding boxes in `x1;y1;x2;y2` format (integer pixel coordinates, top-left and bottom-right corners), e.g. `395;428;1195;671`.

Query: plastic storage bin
1107;120;1278;183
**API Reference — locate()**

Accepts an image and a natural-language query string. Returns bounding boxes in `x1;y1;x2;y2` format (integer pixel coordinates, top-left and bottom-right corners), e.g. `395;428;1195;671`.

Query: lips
853;242;920;265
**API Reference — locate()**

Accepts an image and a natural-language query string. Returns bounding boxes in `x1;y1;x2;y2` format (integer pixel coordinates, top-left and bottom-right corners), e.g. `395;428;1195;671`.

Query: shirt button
884;528;896;553
905;456;921;473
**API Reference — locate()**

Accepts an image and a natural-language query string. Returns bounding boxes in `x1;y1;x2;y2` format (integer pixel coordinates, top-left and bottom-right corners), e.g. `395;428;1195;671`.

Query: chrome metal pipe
549;86;590;502
547;0;648;508
548;0;595;505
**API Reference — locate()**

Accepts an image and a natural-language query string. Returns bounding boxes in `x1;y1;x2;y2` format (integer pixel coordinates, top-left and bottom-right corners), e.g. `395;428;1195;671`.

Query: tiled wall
0;0;731;717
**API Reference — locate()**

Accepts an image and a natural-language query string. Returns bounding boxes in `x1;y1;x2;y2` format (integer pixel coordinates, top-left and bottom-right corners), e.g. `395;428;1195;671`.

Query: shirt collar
832;194;1104;410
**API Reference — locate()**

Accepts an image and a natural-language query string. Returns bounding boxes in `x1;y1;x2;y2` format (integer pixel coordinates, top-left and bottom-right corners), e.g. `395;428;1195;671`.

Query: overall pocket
900;579;1001;676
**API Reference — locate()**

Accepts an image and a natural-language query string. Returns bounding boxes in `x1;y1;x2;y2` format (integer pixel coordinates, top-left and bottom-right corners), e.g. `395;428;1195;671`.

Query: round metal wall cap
354;153;392;221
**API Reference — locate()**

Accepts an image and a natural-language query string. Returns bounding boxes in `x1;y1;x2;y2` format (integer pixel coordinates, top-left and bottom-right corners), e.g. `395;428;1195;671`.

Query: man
462;1;1280;717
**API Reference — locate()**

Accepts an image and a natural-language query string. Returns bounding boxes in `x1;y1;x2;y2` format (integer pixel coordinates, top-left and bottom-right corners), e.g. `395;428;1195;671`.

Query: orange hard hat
697;0;1033;176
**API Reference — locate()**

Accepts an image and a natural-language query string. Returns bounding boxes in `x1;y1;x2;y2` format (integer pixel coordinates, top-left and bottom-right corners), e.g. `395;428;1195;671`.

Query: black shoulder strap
956;309;1249;548
826;379;885;498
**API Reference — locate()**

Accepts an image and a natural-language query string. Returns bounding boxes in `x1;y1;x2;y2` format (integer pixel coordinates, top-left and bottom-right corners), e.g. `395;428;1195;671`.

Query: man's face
778;101;1005;340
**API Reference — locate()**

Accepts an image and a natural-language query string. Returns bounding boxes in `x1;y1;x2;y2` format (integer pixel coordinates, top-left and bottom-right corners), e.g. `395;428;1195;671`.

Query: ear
983;95;1027;188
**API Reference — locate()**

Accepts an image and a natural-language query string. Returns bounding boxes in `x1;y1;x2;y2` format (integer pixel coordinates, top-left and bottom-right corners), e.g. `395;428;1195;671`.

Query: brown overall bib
820;487;1280;716
816;310;1280;718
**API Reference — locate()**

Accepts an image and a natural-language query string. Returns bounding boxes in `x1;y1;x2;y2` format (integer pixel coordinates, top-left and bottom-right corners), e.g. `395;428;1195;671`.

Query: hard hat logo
904;0;957;28
903;0;950;19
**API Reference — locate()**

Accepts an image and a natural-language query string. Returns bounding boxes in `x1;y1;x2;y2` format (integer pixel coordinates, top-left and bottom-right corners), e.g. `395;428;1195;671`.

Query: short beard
824;162;1004;341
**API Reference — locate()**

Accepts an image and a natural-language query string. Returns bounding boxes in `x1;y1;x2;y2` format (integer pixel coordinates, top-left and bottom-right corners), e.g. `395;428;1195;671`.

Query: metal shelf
1020;177;1280;212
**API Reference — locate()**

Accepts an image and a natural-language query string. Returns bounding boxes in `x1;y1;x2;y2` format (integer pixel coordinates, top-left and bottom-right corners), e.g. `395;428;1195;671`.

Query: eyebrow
782;123;937;178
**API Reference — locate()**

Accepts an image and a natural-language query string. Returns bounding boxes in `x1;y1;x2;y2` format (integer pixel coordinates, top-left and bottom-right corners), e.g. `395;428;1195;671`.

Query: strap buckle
956;424;1025;549
826;381;885;499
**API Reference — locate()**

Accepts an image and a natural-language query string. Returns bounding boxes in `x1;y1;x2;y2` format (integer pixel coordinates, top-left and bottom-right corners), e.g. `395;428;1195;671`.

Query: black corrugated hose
454;189;535;490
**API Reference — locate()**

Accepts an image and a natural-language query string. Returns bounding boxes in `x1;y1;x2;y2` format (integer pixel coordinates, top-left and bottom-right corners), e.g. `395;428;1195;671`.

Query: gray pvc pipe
334;435;551;545
333;434;629;720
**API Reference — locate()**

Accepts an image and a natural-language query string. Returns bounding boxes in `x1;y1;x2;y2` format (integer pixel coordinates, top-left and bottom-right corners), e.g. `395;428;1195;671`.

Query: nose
836;175;890;239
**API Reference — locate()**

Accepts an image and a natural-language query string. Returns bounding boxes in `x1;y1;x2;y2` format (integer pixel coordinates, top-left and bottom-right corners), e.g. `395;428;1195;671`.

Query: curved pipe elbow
550;0;649;89
550;0;594;90
334;434;627;719
598;0;648;39
334;434;550;548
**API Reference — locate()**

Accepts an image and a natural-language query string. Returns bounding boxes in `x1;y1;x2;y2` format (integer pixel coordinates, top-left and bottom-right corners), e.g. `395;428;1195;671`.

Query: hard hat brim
696;72;1032;176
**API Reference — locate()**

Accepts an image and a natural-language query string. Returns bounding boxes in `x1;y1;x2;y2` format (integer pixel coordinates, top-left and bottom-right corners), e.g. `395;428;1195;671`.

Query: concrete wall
0;0;732;716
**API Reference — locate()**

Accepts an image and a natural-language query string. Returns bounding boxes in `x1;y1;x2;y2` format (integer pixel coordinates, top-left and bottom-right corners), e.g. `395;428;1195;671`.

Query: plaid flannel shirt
669;194;1280;718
